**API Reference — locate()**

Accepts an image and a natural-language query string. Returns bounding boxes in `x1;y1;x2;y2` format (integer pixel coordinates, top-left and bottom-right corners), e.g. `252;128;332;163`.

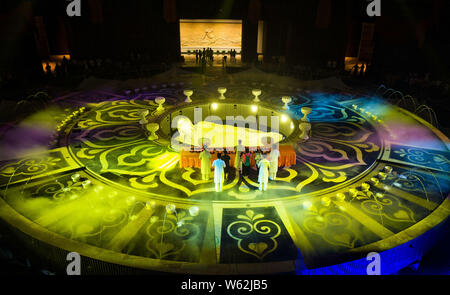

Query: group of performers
198;142;281;192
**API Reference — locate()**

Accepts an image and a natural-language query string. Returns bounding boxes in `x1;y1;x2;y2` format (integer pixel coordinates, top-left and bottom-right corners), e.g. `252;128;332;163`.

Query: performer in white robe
254;148;262;171
234;139;244;174
257;155;270;191
212;153;226;192
269;145;280;180
199;148;211;180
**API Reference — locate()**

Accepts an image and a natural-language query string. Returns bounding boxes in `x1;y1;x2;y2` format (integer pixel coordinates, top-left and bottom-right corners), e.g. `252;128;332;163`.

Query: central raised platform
179;145;296;169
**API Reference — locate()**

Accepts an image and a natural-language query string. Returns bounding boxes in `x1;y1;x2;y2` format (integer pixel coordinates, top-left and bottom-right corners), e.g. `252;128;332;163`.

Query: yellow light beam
375;184;438;211
333;200;394;239
107;206;155;252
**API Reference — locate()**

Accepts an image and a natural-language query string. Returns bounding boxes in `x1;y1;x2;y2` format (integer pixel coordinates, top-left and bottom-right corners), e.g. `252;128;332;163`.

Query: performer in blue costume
212;153;226;192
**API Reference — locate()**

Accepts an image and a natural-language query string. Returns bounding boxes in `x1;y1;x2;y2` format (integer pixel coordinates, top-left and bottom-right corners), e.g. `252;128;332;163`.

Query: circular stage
0;75;449;274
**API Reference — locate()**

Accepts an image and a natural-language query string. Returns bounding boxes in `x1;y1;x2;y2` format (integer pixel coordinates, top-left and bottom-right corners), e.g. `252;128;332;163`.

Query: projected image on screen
180;19;242;53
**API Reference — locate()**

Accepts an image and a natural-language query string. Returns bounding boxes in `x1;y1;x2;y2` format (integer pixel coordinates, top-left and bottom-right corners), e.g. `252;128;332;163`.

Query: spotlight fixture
218;87;227;100
189;206;199;216
108;191;118;198
183;89;193;103
94;185;104;193
252;89;262;102
336;193;346;202
281;96;292;109
281;114;288;122
81;179;91;188
378;172;387;180
302;200;312;210
211;103;218;110
146;201;156;210
251;105;258;112
321;197;331;207
71;173;80;182
166;204;176;214
349;188;358;198
126;196;136;205
361;182;370;192
155;97;165;113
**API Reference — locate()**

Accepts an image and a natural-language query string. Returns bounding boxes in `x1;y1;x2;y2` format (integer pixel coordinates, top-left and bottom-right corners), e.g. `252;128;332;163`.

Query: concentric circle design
0;79;448;274
66;94;383;203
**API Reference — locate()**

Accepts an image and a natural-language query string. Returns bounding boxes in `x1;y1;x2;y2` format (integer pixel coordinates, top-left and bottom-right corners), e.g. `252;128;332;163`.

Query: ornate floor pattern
0;77;448;274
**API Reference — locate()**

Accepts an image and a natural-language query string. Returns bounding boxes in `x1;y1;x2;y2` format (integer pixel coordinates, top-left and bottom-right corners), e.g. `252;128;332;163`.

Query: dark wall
372;0;450;77
60;0;251;61
6;0;349;67
33;1;69;55
64;0;180;60
29;0;181;61
1;0;449;78
0;0;42;75
176;0;248;20
260;0;347;67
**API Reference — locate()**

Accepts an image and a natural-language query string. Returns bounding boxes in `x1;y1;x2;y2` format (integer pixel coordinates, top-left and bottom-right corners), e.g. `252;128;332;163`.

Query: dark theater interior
0;0;448;279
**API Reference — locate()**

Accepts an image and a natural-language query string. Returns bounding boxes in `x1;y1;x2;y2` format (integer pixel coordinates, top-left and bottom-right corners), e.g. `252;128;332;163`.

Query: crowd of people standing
193;48;239;71
198;142;281;193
